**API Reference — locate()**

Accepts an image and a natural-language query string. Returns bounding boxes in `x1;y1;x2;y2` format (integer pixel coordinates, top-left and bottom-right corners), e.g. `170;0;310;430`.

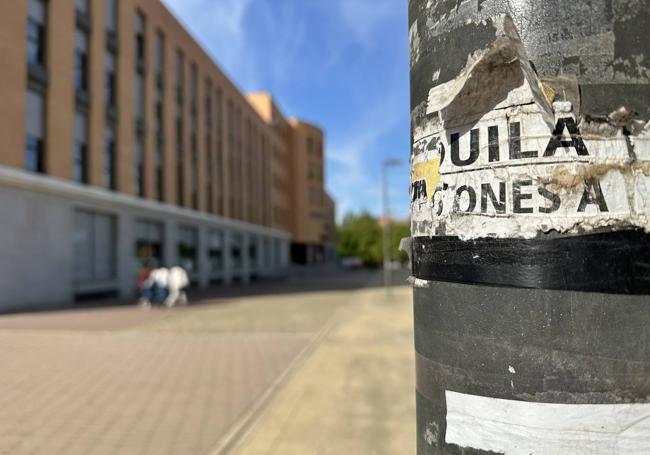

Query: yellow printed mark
412;159;441;195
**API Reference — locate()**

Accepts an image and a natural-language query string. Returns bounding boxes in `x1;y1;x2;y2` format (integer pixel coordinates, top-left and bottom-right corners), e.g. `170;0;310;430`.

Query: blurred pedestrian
138;266;169;309
137;264;153;309
164;266;189;308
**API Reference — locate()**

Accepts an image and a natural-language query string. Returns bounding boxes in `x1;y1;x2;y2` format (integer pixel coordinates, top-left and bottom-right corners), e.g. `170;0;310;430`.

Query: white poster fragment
410;15;650;240
445;391;650;454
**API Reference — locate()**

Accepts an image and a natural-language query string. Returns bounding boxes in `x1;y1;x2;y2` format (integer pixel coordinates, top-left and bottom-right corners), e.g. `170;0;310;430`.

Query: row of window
25;0;49;173
73;211;282;286
26;0;118;184
130;14;222;209
24;0;281;227
306;136;324;185
308;186;327;206
306;136;323;156
308;161;324;181
74;0;91;185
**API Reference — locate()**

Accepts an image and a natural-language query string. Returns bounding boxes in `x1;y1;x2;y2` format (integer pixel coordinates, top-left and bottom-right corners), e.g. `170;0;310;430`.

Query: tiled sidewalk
0;330;309;455
0;288;350;455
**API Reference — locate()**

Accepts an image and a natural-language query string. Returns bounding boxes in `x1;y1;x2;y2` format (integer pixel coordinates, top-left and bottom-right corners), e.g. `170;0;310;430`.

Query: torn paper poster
410;15;650;240
445;391;650;455
424;15;554;127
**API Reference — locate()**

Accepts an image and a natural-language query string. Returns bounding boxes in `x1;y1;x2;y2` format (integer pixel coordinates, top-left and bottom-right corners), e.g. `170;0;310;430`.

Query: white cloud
253;2;309;89
162;0;315;93
334;0;400;46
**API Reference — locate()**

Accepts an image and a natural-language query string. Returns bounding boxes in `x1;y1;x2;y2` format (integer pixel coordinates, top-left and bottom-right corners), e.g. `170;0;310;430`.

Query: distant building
247;93;337;265
0;0;335;311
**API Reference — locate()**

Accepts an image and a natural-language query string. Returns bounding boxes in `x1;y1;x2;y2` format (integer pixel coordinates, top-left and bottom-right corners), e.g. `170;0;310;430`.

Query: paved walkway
235;287;415;455
0;276;415;454
0;331;307;455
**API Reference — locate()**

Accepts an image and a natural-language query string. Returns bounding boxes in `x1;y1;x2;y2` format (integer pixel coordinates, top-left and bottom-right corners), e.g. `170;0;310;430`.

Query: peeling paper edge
425;14;554;128
407;276;431;289
399;236;413;263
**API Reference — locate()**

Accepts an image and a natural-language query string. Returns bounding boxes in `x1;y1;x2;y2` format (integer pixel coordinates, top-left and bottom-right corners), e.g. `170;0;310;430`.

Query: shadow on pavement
194;266;411;301
0;267;412;317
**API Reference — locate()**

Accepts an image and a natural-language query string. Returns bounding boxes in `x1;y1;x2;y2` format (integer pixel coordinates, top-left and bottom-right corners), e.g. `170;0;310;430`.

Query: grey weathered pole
408;1;650;454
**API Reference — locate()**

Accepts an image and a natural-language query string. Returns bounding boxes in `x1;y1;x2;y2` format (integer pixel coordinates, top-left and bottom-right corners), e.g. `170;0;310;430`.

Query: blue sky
161;0;411;221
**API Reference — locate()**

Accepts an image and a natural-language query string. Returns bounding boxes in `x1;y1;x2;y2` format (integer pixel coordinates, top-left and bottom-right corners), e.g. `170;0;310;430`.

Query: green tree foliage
337;212;409;267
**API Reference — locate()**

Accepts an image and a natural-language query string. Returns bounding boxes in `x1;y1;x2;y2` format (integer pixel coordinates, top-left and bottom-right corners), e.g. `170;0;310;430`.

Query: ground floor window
208;230;224;273
274;239;282;267
73;210;117;283
135;220;164;269
264;238;272;268
178;226;198;274
231;233;243;270
249;236;258;269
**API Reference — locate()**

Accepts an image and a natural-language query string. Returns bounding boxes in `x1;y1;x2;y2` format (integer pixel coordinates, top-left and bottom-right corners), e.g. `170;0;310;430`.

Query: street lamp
382;158;401;296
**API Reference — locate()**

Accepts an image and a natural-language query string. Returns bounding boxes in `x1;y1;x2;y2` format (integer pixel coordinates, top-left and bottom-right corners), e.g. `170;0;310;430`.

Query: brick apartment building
247;94;337;264
0;0;336;311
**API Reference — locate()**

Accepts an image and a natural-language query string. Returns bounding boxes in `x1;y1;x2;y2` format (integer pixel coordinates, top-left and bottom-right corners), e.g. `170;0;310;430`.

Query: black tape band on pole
412;230;650;295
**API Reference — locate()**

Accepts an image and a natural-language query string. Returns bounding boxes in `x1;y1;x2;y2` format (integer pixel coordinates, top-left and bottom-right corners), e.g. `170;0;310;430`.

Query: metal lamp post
382;159;400;296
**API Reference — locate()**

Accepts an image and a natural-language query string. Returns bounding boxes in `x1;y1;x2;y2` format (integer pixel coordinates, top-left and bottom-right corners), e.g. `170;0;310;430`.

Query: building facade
247;93;336;265
0;0;333;312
